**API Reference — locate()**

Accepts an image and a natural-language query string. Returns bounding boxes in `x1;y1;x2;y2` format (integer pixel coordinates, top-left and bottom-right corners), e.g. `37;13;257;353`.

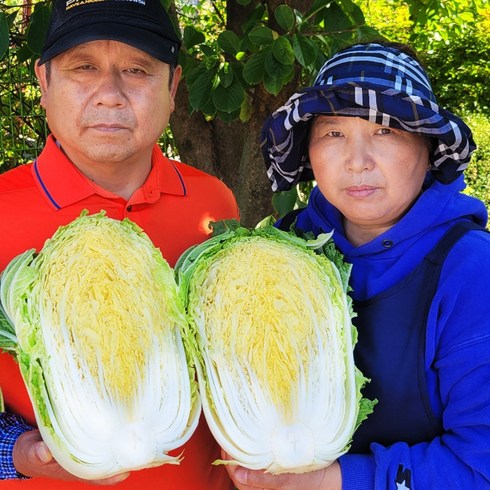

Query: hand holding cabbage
176;221;375;474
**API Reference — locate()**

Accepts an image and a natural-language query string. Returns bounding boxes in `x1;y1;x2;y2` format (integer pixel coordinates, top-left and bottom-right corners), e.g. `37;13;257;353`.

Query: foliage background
0;0;489;225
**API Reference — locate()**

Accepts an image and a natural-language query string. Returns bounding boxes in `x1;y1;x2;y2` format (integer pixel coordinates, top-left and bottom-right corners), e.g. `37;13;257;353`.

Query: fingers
225;461;338;490
12;429;129;485
13;429;53;477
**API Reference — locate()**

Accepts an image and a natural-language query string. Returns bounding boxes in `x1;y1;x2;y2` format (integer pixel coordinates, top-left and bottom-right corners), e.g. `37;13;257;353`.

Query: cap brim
39;22;179;65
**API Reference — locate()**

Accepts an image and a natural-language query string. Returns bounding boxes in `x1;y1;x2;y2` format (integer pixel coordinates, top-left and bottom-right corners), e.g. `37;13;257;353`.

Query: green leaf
200;96;217;118
230;61;249;90
212;78;245;113
341;0;365;25
0;12;9;61
239;92;253;123
249;26;275;46
201;45;216;58
272;189;299;218
15;43;35;63
274;5;296;31
218;30;241;55
271;36;295;65
27;4;51;55
218;64;234;88
236;0;252;5
322;2;356;33
189;69;217;111
263;70;284;96
216;107;241;122
265;48;294;80
6;10;18;29
355;25;383;43
292;34;317;67
243;49;267;85
242;4;267;34
184;60;207;84
183;25;205;50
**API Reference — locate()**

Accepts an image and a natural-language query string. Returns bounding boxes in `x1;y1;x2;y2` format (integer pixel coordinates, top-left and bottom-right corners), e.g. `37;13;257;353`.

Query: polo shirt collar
33;135;186;210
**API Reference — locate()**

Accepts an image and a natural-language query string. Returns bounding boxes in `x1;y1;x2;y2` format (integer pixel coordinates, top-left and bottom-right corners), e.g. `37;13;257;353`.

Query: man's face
35;40;181;170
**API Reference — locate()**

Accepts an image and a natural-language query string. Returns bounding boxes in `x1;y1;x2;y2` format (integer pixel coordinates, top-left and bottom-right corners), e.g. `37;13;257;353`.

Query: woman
226;42;490;489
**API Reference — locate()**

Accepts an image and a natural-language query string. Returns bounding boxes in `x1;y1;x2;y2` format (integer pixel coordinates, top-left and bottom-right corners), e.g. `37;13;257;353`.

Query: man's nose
93;69;126;107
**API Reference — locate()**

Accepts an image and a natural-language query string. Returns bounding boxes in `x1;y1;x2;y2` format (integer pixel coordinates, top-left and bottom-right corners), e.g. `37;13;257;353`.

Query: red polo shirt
0;135;239;489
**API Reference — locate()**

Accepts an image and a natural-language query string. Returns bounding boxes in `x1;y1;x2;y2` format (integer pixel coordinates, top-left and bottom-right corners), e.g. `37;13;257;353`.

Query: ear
34;60;49;109
168;65;182;114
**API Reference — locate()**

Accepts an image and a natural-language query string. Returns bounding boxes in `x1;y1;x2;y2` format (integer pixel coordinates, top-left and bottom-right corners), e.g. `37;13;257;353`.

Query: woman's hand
222;450;342;490
13;429;129;485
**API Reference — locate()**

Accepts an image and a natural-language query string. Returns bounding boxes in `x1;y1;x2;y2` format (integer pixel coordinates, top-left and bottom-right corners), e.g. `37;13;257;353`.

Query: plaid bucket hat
261;42;476;192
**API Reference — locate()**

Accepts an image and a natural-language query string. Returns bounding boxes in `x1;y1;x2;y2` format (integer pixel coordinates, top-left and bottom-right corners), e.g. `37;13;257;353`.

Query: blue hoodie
290;176;490;489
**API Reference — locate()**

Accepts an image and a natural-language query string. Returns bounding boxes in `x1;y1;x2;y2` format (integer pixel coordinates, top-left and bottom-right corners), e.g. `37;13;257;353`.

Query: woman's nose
344;136;375;172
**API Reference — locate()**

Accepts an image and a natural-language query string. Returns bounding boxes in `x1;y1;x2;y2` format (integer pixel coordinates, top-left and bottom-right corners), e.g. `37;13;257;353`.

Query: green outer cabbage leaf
0;211;200;479
176;220;375;474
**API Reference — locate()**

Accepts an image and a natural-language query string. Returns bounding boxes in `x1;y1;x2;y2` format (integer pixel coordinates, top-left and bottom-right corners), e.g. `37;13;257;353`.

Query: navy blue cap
39;0;181;65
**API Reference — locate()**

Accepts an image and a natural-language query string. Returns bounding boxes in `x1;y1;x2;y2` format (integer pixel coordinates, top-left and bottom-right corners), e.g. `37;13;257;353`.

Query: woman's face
308;116;430;245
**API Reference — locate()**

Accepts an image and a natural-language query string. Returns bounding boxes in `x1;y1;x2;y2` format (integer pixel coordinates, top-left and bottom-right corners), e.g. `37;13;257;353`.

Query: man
0;0;239;488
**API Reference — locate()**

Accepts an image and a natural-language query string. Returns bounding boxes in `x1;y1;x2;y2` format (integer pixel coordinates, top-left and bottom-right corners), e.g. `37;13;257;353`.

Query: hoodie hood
300;175;488;300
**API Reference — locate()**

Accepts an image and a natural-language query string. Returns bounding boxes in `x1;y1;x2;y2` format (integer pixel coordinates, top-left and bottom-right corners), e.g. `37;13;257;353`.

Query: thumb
32;440;53;464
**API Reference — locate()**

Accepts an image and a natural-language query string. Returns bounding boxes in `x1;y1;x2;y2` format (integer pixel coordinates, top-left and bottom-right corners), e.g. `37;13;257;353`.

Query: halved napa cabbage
176;221;375;474
0;211;200;479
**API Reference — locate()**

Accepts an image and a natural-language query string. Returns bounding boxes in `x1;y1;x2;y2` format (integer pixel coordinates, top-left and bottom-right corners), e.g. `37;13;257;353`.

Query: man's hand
222;450;342;490
13;430;129;485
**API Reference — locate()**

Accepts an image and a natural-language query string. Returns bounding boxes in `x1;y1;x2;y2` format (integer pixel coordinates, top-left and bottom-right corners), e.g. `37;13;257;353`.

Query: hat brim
261;83;476;192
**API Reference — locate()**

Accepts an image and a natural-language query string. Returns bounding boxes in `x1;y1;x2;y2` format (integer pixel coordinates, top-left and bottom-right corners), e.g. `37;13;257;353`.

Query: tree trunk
171;80;277;228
